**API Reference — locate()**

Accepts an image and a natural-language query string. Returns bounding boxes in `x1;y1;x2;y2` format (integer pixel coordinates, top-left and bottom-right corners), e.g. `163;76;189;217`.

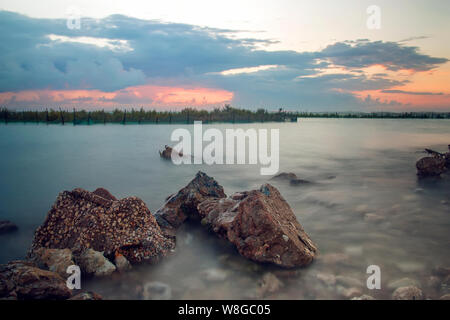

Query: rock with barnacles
154;171;226;230
30;188;175;265
197;184;317;268
416;146;450;177
0;260;71;300
0;220;18;235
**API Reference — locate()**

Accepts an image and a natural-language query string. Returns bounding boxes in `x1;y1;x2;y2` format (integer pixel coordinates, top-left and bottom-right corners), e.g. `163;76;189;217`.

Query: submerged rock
154;171;226;229
352;294;375;300
142;281;172;300
30;188;175;265
0;220;18;235
0;260;71;300
197;184;317;268
257;272;283;297
69;291;103;300
201;268;228;282
392;286;423;300
271;172;311;186
30;248;75;278
77;249;116;277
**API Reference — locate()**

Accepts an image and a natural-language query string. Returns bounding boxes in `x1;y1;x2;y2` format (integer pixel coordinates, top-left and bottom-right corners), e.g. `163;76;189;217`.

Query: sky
0;0;449;111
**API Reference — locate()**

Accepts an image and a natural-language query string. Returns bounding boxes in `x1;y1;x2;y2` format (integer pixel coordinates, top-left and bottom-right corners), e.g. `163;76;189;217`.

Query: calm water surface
1;119;449;299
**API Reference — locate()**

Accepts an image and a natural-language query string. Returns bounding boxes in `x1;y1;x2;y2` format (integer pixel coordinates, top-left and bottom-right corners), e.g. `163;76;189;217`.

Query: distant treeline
1;105;449;125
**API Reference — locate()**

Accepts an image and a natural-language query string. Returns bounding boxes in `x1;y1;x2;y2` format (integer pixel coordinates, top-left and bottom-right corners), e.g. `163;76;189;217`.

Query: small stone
258;272;283;297
439;294;450;300
201;268;228;282
142;282;171;300
339;287;362;299
77;249;116;277
316;272;336;286
392;286;423;300
0;220;18;235
351;294;375;300
114;253;131;273
69;292;103;300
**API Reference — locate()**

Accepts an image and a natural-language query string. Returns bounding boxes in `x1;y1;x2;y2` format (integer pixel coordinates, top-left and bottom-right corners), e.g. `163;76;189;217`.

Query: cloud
381;89;444;95
0;11;448;110
319;40;448;72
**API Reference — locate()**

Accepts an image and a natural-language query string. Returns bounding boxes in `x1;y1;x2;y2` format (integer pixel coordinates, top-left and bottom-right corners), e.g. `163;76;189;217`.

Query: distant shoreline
1;106;450;125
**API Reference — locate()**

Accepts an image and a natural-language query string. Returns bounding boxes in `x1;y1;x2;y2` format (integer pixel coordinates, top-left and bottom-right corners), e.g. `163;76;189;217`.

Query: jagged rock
30;248;75;278
77;249;116;277
69;291;103;300
114;253;132;273
154;171;226;229
0;260;71;300
392;286;423;300
197;184;317;268
142;281;172;300
93;188;117;201
271;172;311;186
416;156;446;177
30;188;175;264
0;220;18;235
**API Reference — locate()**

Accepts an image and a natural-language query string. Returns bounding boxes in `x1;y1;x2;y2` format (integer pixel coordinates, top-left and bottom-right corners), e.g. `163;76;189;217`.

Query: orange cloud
0;84;233;109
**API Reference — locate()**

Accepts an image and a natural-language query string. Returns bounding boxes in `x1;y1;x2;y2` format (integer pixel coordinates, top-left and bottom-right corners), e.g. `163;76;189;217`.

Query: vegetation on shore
1;105;449;125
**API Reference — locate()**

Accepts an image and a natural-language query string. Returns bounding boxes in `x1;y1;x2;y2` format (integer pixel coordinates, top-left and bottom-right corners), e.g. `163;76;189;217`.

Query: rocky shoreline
0;171;317;300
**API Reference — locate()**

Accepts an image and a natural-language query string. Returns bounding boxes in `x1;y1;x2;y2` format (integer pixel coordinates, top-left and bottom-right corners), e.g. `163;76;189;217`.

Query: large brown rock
154;171;226;229
416;156;446;177
31;188;175;264
197;184;317;268
30;248;75;278
0;260;71;300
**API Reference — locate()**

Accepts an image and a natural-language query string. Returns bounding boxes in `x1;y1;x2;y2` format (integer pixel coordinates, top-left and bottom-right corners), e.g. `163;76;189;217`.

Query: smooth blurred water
0;119;449;299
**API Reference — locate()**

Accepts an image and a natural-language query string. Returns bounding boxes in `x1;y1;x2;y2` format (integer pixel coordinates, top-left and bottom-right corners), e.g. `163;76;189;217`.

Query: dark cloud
319;40;448;71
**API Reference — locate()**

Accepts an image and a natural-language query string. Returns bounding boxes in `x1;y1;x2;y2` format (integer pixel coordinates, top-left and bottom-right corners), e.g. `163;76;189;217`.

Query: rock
0;220;18;235
258;273;283;297
271;172;311;186
387;278;421;290
201;268;228;282
30;188;175;264
392;286;423;300
396;261;425;273
142;281;172;300
318;253;350;265
352;294;375;300
439;294;450;300
339;287;362;299
69;292;103;300
316;272;336;286
154;171;226;229
0;260;71;300
30;248;75;278
416;156;446;177
336;275;363;288
432;266;450;278
198;184;317;268
77;249;116;277
159;145;182;160
93;188;117;201
364;213;384;223
114;253;131;273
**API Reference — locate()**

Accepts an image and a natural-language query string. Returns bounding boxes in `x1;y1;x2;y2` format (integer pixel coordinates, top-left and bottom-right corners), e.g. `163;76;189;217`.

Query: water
1;119;449;299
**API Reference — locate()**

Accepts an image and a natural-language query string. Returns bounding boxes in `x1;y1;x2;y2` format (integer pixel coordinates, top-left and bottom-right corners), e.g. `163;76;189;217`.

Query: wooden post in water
87;112;91;125
4;108;8;124
186;110;190;124
46;109;49;125
73;108;76;125
155;116;159;124
59;108;65;125
232;110;235;124
122;110;127;125
103;109;106;125
169;112;172;124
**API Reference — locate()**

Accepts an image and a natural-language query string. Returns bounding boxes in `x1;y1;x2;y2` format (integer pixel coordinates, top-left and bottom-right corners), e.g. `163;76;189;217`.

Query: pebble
392;286;423;300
